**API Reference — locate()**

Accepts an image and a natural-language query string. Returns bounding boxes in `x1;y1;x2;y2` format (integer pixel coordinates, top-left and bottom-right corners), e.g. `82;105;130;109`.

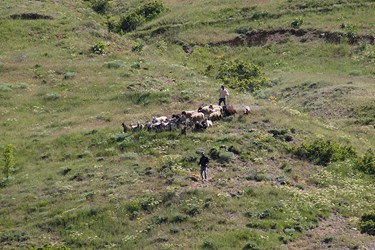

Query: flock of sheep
121;104;250;134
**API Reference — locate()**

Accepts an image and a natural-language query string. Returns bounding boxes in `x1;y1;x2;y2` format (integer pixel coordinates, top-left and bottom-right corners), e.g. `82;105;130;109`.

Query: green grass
1;0;375;249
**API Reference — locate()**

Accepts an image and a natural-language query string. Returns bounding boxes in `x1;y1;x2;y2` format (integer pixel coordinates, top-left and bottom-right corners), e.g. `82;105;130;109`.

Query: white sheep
152;116;168;123
209;111;222;121
191;112;205;122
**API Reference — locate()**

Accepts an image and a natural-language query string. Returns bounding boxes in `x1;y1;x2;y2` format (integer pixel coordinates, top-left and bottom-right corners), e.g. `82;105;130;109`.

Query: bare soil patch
287;214;375;250
209;29;375;46
180;29;375;53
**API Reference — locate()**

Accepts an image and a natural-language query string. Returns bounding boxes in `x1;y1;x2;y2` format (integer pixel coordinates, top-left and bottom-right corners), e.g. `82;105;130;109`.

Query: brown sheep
181;110;197;119
222;105;237;117
121;123;130;133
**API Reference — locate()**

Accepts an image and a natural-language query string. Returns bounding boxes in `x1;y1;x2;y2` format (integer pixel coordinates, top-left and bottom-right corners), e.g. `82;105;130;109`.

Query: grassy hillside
1;0;375;249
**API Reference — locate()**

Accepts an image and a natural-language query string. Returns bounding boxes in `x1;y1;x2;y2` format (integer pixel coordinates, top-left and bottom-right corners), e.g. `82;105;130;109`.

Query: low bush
341;23;358;43
216;60;270;93
120;12;145;33
119;0;166;33
64;71;76;80
132;41;144;52
0;83;28;92
91;0;109;14
290;139;357;166
291;17;304;28
218;151;234;163
359;211;375;235
90;41;106;55
44;92;61;100
104;60;124;69
356;150;375;174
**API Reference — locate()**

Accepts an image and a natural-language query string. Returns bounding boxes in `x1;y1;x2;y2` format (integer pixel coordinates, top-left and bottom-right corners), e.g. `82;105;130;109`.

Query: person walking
218;85;229;107
198;152;209;181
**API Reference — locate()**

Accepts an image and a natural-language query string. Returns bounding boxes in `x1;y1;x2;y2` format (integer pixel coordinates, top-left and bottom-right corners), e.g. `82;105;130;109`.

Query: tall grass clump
356;149;375;175
290;139;356;166
3;144;15;179
216;60;270;93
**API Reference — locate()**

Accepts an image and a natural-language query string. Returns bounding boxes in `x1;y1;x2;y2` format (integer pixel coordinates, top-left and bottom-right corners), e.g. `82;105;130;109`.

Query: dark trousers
200;166;208;180
218;98;226;106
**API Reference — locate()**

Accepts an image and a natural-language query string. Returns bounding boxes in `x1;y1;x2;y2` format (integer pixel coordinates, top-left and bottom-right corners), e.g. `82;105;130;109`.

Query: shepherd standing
218;85;229;107
198;152;209;181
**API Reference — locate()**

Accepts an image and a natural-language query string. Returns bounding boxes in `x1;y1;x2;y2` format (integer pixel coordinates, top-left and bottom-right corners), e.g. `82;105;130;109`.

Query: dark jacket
199;155;209;168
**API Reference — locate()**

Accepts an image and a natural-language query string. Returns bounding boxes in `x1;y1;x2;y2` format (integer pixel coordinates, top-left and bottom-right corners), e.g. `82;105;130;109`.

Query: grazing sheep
204;119;213;128
209;111;222;121
191;112;205;122
194;121;206;131
198;105;212;115
121;122;131;133
181;110;197;119
209;104;222;110
222;105;237;117
152;116;168;123
237;105;251;115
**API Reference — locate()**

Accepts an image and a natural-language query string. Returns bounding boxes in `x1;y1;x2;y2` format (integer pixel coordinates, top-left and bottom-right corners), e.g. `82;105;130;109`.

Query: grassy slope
0;0;374;249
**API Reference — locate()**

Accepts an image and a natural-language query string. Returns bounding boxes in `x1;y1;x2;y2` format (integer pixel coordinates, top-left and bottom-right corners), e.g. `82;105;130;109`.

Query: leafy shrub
202;240;217;250
216;60;270;93
291;17;304;28
290;139;357;166
0;230;29;244
353;105;375;126
243;242;260;250
235;26;251;34
132;41;145;52
218;151;234;163
138;0;166;21
356;150;375;174
251;11;269;20
91;0;109;14
170;213;188;223
246;171;273;182
359;211;375;235
0;83;28;91
120;12;145;33
341;23;358;43
63;71;76;80
90;41;107;55
119;0;166;32
44;92;61;100
125;202;141;220
104;60;124;69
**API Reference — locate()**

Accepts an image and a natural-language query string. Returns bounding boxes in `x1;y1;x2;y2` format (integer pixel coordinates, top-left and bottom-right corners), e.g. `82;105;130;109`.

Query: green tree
216;60;270;93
